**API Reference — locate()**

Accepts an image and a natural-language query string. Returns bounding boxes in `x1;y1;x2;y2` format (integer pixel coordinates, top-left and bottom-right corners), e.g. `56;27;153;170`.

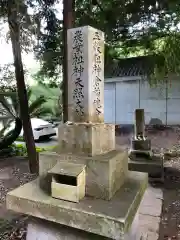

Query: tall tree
7;0;38;173
33;0;180;84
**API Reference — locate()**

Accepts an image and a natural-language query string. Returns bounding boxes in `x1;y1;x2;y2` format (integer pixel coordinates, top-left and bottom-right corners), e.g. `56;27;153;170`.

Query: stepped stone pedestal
128;109;164;181
6;26;147;239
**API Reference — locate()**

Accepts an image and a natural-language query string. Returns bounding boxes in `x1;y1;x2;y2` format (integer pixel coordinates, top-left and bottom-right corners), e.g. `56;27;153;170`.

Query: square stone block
7;171;148;240
39;150;128;200
57;122;115;156
130;138;151;151
128;154;164;182
48;162;86;203
128;149;152;161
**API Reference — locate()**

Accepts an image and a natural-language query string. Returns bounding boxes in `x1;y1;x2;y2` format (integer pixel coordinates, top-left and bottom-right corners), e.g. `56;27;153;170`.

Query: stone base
57;122;115;156
39;150;128;200
128;149;152;160
128;155;164;182
7;171;147;240
130;138;151;151
27;213;140;240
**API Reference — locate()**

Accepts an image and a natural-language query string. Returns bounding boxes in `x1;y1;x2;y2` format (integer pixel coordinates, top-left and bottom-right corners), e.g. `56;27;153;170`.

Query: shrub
11;144;27;156
9;144;56;157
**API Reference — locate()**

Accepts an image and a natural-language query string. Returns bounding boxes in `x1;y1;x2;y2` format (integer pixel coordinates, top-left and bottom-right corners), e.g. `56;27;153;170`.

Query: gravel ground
0;157;37;239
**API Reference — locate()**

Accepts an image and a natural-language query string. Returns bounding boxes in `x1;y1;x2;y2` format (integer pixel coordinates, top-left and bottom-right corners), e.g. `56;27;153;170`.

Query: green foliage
0;87;53;121
29;0;180;85
11;143;27;156
1;0;180;85
0;86;56;142
0;143;56;157
156;34;180;78
30;84;62;120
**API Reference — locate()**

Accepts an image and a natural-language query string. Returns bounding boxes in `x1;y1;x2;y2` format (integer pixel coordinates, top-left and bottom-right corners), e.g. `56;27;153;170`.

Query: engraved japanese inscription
67;26;104;122
72;30;85;116
92;31;103;115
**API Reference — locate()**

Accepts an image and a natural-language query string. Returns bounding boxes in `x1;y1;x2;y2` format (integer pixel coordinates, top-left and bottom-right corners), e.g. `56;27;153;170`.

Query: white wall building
104;56;180;125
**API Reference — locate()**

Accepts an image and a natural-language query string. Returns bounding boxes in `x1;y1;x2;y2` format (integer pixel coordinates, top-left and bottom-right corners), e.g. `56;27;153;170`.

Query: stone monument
129;109;152;159
6;26;148;239
128;109;164;181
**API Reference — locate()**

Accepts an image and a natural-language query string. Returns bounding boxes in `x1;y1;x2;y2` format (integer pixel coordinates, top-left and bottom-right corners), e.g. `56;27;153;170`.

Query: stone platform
130;138;151;152
39;150;128;200
26;186;163;240
27;214;139;240
7;171;147;240
128;154;164;182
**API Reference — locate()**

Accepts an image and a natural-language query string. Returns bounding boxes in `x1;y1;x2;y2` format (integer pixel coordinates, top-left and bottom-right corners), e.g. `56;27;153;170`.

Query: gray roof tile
104;55;155;78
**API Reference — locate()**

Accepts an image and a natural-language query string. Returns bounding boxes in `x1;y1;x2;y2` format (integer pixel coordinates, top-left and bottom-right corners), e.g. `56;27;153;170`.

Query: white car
26;118;56;140
7;118;56;141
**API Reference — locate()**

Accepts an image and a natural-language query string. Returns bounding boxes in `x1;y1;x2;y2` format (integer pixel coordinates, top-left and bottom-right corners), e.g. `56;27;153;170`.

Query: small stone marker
130;108;151;155
129;108;164;182
67;26;104;123
134;109;145;140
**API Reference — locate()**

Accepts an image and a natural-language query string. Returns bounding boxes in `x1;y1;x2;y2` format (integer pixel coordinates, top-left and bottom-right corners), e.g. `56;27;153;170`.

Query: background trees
1;0;180;85
33;0;180;84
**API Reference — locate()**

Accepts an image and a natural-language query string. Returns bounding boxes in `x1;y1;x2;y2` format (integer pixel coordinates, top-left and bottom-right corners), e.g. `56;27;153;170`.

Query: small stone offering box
48;162;86;203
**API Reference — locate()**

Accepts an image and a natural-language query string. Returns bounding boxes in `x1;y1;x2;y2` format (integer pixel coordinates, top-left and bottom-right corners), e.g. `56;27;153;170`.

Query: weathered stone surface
139;215;160;240
128;149;152;161
134;109;145;139
57;122;115;156
139;185;163;240
139;186;162;217
27;212;140;240
27;218;109;240
128;155;164;179
48;162;86;203
67;26;104;123
39;150;128;200
130;138;151;151
26;185;163;240
7;171;148;240
48;162;85;177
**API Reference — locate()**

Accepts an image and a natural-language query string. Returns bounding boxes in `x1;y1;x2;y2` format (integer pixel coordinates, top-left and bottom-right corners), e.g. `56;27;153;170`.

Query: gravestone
128;109;164;182
134;109;145;139
129;109;152;158
6;26;148;239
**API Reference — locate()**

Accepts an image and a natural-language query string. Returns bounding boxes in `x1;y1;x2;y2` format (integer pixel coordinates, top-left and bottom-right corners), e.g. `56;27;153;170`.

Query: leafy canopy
1;0;180;85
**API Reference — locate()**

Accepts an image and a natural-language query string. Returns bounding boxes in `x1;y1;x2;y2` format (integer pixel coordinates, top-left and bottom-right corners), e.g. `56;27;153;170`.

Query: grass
16;136;24;142
14;142;57;154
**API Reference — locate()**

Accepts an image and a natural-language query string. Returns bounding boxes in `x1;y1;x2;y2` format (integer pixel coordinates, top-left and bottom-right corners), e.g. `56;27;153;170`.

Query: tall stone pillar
57;26;115;157
67;26;104;123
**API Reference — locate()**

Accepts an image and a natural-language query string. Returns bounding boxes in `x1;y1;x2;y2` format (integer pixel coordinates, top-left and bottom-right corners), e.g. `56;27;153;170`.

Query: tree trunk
0;117;22;149
62;0;75;122
7;0;38;173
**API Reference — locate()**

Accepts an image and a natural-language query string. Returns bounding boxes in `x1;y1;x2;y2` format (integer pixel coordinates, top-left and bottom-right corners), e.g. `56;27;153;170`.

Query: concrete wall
104;77;180;125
